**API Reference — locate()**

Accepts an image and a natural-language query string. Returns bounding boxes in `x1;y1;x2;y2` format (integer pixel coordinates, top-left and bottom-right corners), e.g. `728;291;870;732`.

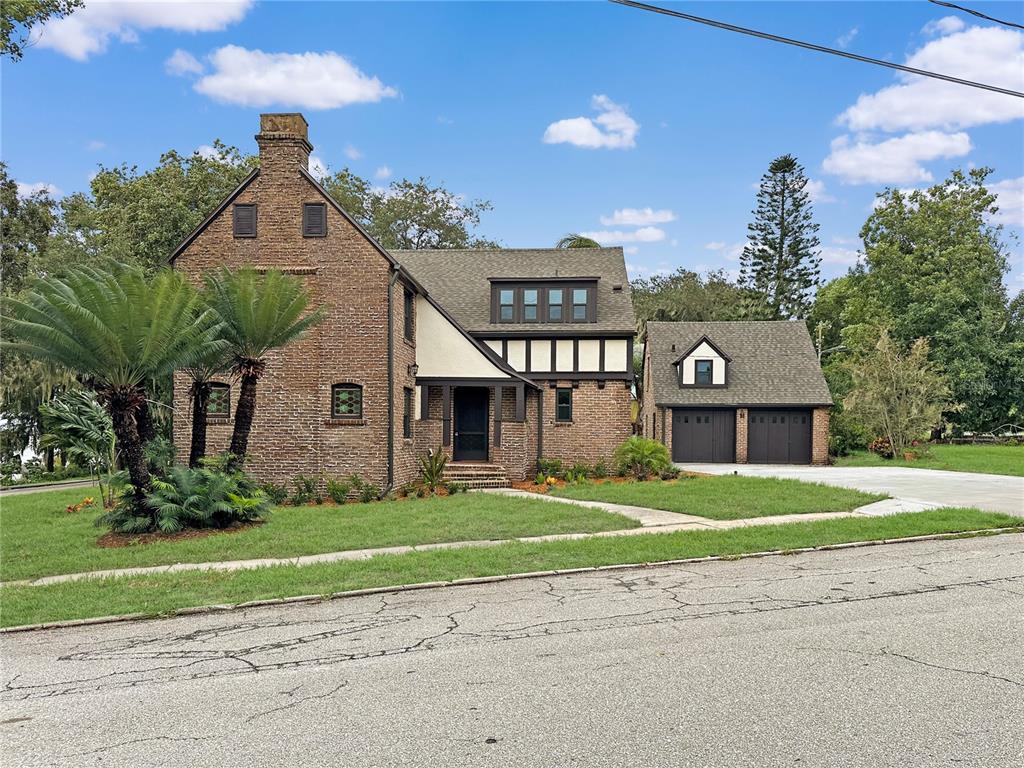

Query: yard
834;443;1024;477
548;474;884;519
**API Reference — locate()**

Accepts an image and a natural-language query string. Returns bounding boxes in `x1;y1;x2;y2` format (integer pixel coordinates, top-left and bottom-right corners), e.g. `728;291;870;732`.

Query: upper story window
303;203;327;237
332;384;363;419
207;383;231;418
403;288;415;342
572;288;589;322
523;289;539;322
499;289;515;322
233;204;256;238
547;288;563;322
492;282;595;324
695;360;713;385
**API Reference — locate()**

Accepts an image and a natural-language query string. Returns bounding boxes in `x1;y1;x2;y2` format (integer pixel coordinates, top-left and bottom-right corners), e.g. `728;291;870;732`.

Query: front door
453;387;489;461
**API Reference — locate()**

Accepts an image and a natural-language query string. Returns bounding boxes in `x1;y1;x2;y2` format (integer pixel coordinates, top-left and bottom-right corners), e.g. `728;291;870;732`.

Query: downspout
386;270;399;491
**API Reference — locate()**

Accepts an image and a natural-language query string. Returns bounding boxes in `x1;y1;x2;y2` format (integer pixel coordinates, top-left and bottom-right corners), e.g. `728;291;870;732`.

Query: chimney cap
259;113;309;138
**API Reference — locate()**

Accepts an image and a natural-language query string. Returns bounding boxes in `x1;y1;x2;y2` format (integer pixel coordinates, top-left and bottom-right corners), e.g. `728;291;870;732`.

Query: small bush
446;481;468;494
659;467;682;480
569;462;592;479
868;436;894;459
534;472;547;486
326;478;351;504
419;447;448;492
564;469;588;484
537;458;564;478
359;482;380;503
260;481;288;505
290;474;319;505
614;436;671;480
592;461;608;479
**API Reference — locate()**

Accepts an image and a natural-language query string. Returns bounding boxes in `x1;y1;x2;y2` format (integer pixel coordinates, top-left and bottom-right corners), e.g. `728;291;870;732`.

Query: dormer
673;335;730;388
489;278;598;324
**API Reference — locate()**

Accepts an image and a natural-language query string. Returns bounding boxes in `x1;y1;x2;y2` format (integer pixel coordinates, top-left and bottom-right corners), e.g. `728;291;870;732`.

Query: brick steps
442;463;511;489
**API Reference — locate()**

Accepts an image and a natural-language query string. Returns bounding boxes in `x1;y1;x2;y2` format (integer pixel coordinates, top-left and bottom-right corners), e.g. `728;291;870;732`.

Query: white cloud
309;155;329;181
625;262;670;279
704;241;726;251
36;1;252;60
599;207;676;226
623;246;639;255
805;178;836;203
85;139;105;151
838;27;1024;132
823;131;971;185
344;144;362;160
165;48;203;76
820;246;862;266
922;16;965;37
836;26;859;50
374;165;392;180
989;176;1024;228
193;45;398;110
579;226;665;244
16;181;62;198
543;95;639;150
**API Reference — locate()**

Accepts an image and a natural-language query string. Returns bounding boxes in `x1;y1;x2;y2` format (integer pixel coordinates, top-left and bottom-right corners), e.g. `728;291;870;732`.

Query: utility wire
609;0;1023;98
926;0;1024;32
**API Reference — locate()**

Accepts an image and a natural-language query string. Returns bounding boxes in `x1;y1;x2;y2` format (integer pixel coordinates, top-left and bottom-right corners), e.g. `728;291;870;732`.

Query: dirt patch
97;520;263;548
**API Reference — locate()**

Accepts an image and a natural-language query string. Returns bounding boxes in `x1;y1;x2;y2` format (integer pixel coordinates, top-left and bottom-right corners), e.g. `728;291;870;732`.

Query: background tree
1;0;81;60
39;389;118;506
1;162;56;294
632;268;749;335
843;330;953;457
555;234;601;249
203;268;323;467
739;154;821;319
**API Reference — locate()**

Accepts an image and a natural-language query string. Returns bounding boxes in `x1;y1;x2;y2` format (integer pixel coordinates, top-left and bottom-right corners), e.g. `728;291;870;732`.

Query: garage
747;409;812;464
671;408;735;463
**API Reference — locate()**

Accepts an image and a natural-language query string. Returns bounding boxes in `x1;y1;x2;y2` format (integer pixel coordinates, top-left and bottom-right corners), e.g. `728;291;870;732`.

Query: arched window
207;383;231;417
332;384;363;419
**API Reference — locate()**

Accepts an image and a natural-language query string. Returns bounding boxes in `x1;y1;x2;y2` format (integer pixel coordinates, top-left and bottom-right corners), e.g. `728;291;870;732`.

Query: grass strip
834;444;1024;477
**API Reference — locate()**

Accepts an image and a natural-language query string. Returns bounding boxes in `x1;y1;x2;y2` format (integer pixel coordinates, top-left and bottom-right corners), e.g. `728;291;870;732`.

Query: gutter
387;270;399;491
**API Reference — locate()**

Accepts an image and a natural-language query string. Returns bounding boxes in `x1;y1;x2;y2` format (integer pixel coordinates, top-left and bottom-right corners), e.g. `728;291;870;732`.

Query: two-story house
170;113;635;488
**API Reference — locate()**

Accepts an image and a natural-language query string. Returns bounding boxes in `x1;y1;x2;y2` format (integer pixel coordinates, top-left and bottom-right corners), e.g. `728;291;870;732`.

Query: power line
926;0;1024;32
609;0;1023;98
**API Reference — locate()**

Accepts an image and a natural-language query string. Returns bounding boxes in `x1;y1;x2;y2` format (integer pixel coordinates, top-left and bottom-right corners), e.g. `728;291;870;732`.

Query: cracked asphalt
2;534;1023;767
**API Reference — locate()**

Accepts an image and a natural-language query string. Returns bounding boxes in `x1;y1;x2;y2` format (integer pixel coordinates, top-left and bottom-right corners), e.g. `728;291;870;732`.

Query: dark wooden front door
454;387;489;461
671;409;735;463
747;409;812;464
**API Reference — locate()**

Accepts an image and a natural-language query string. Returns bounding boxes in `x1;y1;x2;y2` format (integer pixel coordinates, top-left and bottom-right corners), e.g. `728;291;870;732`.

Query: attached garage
671;409;735;463
747;409;812;464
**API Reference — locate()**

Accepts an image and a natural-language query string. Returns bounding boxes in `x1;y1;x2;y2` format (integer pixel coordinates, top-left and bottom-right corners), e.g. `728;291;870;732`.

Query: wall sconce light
408;363;419;377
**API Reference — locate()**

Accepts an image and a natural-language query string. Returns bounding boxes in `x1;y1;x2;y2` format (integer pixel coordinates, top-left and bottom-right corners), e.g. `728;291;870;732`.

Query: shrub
290;474;319;505
419;448;448;492
416;484;430;498
564;469;588;484
659;467;682;480
534;472;547;486
614;436;671;480
446;481;468;494
143;436;176;476
569;462;592;479
537;458;564;478
359;482;380;503
326;478;351;504
592;461;608;479
260;481;288;505
868;436;894;459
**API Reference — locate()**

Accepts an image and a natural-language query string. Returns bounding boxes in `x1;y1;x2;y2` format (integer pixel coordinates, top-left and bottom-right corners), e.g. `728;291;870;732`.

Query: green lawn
549;475;885;520
835;444;1024;477
0;487;637;582
2;509;1017;628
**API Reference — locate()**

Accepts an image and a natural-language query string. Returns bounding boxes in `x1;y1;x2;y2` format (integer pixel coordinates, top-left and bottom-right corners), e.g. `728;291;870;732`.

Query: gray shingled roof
393;248;635;333
646;321;833;407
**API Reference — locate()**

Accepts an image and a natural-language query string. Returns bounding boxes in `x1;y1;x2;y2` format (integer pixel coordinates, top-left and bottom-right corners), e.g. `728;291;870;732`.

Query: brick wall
735;408;748;463
812;407;830;465
540;380;632;468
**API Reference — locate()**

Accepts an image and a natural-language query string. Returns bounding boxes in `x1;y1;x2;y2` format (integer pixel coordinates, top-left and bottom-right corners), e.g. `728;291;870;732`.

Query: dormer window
523;289;539;322
499;289;515;322
547;288;563;321
675;335;731;388
572;289;589;322
491;280;596;324
695;360;713;385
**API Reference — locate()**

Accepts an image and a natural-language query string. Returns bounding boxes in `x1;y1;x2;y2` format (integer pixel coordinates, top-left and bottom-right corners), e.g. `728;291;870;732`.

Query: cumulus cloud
16;181;62;198
838;26;1024;133
193;45;398;109
165;48;203;76
36;1;252;60
823;131;971;185
836;27;859;49
805;178;836;203
599;207;676;226
374;165;392;180
85;139;105;151
344;144;362;160
989;176;1024;228
922;15;965;37
820;246;862;266
543;95;639;150
704;241;726;251
578;226;665;244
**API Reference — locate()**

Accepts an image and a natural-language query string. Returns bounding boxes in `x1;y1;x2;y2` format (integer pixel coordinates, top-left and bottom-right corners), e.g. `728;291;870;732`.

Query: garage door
747;409;812;464
672;409;736;463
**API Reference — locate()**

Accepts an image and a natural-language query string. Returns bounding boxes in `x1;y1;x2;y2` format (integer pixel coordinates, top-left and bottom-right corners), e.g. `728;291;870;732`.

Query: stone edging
2;527;1020;635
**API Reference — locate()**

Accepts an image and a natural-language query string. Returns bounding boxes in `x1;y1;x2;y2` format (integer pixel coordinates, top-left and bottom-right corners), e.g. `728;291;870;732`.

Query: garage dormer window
695;360;713;385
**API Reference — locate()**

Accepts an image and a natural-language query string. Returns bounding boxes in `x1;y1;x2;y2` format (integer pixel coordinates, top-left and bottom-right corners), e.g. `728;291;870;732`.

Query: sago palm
2;262;224;514
181;313;232;469
203;267;323;467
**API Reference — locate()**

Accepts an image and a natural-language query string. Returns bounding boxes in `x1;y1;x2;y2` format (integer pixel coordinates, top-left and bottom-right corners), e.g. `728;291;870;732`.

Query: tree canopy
632;268;749;335
1;0;81;61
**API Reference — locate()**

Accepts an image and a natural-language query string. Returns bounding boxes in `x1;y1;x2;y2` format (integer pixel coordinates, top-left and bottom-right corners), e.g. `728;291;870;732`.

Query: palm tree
203;267;323;468
2;262;224;513
555;234;602;249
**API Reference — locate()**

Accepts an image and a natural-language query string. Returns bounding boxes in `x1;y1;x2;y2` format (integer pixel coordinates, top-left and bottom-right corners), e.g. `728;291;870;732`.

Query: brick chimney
256;113;312;174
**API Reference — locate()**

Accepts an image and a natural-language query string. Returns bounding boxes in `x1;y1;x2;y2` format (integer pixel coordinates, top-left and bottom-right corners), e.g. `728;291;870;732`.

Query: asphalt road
3;534;1023;767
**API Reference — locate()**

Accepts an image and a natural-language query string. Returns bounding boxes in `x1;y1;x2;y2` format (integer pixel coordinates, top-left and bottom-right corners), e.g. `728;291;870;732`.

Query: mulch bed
97;520;264;548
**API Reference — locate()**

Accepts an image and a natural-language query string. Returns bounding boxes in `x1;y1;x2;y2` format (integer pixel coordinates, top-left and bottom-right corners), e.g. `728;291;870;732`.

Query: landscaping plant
418;447;448;493
326;478;351;504
38;389;118;506
290;475;320;506
260;481;288;505
614;436;672;480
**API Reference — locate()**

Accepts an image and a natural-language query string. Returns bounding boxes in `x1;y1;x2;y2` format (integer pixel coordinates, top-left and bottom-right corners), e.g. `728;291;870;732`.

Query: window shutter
233;205;256;237
303;203;327;237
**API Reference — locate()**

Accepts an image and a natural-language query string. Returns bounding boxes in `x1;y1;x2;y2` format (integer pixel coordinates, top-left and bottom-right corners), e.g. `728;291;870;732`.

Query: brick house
170;113;636;488
641;321;832;465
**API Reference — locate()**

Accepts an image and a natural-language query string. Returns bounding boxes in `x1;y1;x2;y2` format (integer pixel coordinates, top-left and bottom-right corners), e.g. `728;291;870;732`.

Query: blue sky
4;1;1022;292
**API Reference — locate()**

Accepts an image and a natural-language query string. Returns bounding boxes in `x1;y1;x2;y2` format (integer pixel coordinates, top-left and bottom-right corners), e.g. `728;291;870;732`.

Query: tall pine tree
739;154;821;319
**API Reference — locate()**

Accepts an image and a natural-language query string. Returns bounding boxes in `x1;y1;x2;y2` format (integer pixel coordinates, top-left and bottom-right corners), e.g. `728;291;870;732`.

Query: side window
555;388;573;422
499;289;515;323
403;288;414;341
303;203;327;237
403;388;413;438
332;384;363;419
207;383;230;417
572;288;589;322
523;288;539;322
695;360;713;385
547;288;563;322
233;204;256;237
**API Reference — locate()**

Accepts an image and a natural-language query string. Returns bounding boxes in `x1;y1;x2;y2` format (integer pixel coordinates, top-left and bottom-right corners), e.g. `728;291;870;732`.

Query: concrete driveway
675;463;1024;515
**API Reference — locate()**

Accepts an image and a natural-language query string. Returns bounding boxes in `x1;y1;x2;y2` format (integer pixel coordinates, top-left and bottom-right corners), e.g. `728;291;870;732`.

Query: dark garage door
747;409;812;464
672;409;736;463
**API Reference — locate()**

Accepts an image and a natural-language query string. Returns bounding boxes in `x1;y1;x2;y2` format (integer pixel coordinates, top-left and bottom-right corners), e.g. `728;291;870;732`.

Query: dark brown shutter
303;203;326;237
233;205;256;237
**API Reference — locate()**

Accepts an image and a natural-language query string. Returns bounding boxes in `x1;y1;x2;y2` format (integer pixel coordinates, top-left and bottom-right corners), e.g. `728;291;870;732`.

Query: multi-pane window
499;289;515;322
572;289;588;322
207;383;230;417
523;289;538;322
233;204;256;237
403;289;414;341
547;288;563;322
332;384;363;419
695;360;713;385
555;388;573;422
403;388;413;438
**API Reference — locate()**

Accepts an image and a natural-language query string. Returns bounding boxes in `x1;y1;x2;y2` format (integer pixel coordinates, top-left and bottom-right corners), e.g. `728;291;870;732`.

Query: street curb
2;526;1020;634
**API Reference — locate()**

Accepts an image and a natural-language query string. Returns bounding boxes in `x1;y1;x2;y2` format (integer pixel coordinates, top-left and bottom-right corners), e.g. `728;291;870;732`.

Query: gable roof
169;168;260;263
393;247;635;334
672;334;732;365
646;320;832;407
